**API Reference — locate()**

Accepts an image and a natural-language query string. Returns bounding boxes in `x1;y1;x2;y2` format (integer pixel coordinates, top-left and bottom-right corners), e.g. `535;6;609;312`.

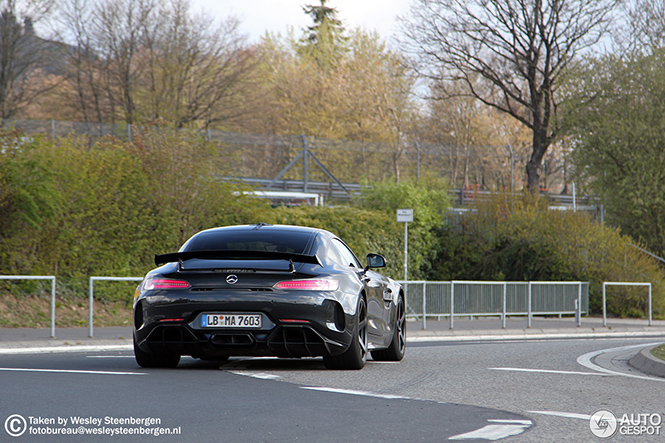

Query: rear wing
155;250;321;267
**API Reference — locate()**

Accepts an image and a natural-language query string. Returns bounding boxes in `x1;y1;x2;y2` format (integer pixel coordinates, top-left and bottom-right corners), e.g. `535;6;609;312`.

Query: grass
651;344;665;362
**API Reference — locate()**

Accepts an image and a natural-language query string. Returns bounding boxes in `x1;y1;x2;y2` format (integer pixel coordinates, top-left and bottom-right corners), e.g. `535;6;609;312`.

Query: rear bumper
133;293;352;359
134;322;348;359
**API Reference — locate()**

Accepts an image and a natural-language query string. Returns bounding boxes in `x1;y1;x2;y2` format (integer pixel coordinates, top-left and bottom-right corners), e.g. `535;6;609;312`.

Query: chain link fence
2;118;550;192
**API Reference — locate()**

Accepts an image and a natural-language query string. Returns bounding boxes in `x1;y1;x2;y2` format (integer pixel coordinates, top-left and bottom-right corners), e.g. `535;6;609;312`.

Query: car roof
178;224;338;254
197;224;333;237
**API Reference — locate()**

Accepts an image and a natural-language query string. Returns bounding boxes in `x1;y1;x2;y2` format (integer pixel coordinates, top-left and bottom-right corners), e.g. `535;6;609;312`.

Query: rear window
185;230;314;255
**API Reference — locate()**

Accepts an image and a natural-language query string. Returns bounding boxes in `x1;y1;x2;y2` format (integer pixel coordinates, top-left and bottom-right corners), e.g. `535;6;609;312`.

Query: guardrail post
422;281;427;330
449;281;455;329
88;276;143;337
527;282;532;328
577;282;582;327
502;282;507;329
574;299;580;327
89;277;95;337
648;283;652;326
50;277;56;338
0;276;57;338
602;282;607;327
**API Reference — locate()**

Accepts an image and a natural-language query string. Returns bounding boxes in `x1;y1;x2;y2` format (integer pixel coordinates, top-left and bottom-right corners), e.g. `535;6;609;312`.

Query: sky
192;0;413;43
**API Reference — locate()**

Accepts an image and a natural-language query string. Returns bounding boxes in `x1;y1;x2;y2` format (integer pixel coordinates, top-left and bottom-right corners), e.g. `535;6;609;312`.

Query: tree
140;0;255;128
0;0;61;119
248;21;416;182
565;51;665;256
617;0;665;53
57;0;107;122
297;0;348;69
400;0;617;192
55;0;255;127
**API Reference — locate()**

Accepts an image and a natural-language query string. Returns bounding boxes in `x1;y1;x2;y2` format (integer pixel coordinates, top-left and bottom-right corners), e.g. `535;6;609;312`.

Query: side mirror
365;253;386;271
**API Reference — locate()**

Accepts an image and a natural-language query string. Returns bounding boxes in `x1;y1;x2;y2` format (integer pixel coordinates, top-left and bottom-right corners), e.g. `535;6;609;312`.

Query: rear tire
323;297;367;370
371;296;406;362
133;336;180;368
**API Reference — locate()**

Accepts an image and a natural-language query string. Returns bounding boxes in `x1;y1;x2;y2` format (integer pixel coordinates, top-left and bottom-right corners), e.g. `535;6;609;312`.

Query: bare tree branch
400;0;616;190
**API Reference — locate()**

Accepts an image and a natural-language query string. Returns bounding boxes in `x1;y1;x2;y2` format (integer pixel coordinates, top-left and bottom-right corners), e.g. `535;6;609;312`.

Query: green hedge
1;129;662;319
431;194;665;317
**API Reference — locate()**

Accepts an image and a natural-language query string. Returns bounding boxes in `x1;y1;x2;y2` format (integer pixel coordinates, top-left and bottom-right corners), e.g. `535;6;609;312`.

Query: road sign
397;209;413;223
396;209;413;281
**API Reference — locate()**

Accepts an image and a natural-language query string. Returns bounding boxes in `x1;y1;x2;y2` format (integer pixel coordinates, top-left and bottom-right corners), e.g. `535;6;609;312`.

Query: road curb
0;339;132;354
407;329;665;342
629;345;665;378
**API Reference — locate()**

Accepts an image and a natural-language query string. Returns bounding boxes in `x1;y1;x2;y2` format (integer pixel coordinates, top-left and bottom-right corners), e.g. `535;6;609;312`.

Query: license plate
202;313;262;328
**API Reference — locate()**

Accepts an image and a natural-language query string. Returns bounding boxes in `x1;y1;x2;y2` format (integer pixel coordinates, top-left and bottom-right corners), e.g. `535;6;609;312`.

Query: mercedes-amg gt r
132;224;406;370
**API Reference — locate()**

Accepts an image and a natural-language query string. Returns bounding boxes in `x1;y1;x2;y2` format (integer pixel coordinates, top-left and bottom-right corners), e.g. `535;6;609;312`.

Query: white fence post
602;282;652;328
89;277;143;337
577;282;582;327
649;284;652;326
449;281;455;330
527;282;532;328
50;277;56;338
502;282;507;329
602;282;607;327
422;281;427;330
0;275;56;338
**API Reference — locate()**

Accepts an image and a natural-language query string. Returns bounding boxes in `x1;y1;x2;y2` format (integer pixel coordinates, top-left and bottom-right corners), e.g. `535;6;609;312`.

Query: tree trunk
526;128;549;192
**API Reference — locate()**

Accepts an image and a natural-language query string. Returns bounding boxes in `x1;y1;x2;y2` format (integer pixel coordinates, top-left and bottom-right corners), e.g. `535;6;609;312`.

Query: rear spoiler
155;250;321;267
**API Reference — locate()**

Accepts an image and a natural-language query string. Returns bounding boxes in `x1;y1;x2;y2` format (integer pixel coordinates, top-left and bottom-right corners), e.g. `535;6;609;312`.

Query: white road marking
86;355;134;358
0;367;145;376
528;410;591;420
229;371;281;380
449;422;532;441
577;342;665;382
233;378;531;440
301;386;411;401
488;419;533;425
489;367;612;377
0;344;132;354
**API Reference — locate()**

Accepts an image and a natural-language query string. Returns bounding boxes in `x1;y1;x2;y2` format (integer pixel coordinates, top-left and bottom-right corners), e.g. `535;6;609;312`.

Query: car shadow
219;356;327;371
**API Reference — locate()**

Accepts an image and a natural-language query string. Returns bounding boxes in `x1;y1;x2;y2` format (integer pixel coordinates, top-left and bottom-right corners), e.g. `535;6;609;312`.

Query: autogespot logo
590;410;618;438
4;414;27;437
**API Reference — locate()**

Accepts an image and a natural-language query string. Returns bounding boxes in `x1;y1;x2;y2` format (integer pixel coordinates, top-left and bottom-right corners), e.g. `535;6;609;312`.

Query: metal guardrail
10;276;656;337
0;275;57;337
399;280;589;330
88;277;144;337
602;282;652;327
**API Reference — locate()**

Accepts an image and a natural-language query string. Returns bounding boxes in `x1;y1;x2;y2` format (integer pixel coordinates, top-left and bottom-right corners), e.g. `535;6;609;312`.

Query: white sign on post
396;209;413;223
396;209;413;281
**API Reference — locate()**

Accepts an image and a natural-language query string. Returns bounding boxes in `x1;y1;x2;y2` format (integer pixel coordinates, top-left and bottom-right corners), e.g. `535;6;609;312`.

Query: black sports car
133;224;406;370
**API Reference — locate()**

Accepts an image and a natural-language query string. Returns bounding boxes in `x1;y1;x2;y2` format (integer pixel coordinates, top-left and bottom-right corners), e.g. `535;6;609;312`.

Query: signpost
397;209;413;281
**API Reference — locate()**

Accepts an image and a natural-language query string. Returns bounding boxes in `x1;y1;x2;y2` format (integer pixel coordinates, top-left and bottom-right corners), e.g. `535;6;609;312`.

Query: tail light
273;279;338;291
144;278;191;290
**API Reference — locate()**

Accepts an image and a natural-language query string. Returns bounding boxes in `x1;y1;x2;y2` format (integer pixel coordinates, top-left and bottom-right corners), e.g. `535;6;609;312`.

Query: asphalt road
1;336;664;442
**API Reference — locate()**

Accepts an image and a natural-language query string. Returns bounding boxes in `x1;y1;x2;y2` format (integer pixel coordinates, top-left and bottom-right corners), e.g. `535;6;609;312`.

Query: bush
0;128;267;280
358;177;451;279
433;193;665;317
